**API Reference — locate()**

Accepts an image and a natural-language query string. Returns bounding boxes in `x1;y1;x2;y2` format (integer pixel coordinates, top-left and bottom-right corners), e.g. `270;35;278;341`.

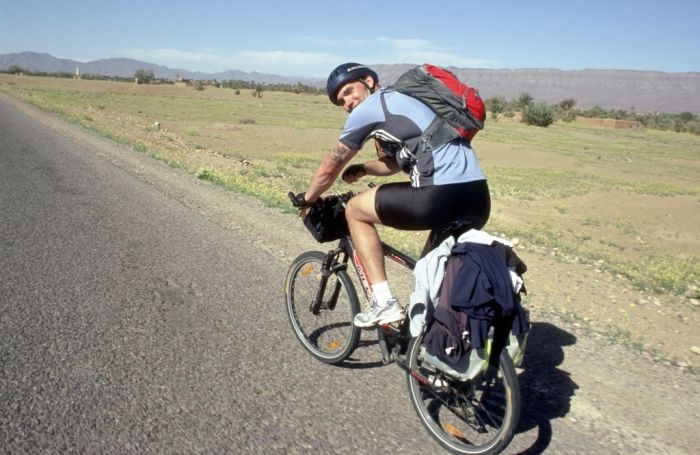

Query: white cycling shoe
353;298;404;328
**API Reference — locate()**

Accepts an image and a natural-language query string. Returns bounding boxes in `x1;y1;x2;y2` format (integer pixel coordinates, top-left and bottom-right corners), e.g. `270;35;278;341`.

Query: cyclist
300;62;490;329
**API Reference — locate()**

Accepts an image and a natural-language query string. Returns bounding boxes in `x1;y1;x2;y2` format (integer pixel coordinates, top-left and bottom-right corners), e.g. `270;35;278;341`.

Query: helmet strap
359;76;377;94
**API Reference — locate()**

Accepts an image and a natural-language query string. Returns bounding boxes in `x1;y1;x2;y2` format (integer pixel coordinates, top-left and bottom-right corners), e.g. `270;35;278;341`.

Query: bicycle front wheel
406;336;521;455
284;251;361;364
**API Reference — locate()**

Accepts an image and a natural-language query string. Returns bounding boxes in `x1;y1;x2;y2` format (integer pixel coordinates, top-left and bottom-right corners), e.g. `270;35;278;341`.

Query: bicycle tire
284;251;361;364
405;335;521;455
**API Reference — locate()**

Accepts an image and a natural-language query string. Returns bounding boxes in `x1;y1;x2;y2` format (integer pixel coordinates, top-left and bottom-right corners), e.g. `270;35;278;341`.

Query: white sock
371;281;394;307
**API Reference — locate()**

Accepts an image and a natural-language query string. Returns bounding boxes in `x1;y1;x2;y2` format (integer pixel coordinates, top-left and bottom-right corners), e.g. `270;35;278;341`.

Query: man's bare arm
330;141;355;165
304;141;358;203
364;156;400;176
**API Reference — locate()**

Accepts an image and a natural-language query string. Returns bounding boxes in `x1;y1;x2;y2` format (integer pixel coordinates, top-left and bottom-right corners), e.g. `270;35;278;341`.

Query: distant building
174;74;191;87
576;117;644;130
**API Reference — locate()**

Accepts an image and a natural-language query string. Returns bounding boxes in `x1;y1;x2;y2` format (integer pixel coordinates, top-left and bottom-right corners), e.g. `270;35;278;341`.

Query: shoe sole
354;313;405;329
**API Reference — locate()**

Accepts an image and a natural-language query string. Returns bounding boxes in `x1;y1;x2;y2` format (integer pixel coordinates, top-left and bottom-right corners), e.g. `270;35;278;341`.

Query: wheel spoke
407;338;520;454
285;252;360;364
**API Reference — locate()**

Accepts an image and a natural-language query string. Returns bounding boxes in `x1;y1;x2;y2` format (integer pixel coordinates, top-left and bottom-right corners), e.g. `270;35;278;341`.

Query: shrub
523;102;555;127
7;65;23;74
134;69;154;84
514;92;534;110
557;98;578;122
487;96;507;121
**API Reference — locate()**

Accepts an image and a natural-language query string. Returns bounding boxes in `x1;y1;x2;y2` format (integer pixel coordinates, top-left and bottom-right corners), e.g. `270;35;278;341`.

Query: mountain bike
284;191;523;455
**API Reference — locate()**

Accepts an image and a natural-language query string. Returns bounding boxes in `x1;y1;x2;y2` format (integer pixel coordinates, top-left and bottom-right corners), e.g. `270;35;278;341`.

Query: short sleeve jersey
339;89;486;187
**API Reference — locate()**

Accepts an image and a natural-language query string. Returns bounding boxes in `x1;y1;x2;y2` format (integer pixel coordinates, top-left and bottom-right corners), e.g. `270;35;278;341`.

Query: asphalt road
0;94;453;453
0;94;640;454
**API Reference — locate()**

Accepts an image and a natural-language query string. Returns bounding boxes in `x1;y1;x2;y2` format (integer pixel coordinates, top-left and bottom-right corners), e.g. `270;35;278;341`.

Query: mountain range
0;52;322;86
2;52;699;114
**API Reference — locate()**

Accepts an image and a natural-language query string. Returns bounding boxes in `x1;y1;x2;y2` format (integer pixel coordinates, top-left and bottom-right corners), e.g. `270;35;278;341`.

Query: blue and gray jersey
339;89;486;187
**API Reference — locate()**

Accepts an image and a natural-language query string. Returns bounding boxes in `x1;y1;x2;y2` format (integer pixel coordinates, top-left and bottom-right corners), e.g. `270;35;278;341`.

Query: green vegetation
485;91;700;135
219;80;324;96
6;68;697;134
2;66;325;95
134;69;155;84
514;92;534;110
487;95;507;121
3;65;136;83
556;98;577;122
522;102;555;127
1;73;698;299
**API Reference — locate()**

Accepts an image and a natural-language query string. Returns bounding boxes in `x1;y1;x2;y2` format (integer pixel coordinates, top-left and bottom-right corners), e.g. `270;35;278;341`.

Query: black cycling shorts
375;180;491;232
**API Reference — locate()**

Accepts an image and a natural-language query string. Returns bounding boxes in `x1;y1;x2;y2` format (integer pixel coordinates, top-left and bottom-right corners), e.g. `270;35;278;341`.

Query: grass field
2;74;698;300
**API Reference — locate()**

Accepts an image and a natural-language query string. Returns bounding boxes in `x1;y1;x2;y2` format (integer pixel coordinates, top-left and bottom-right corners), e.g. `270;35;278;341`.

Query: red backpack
389;64;486;150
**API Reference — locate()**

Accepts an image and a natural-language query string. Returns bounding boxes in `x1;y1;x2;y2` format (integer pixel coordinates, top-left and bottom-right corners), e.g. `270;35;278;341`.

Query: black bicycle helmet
326;63;379;105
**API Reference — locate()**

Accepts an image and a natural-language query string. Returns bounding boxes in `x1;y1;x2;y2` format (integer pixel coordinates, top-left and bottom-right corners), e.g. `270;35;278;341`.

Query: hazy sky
1;0;698;77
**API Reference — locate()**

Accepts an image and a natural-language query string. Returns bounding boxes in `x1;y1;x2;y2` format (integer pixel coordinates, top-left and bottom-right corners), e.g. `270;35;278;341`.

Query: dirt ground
4;92;699;453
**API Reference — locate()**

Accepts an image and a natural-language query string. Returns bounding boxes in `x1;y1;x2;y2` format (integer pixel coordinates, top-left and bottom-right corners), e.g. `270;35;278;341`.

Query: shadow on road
338;339;386;369
332;321;580;454
514;321;579;454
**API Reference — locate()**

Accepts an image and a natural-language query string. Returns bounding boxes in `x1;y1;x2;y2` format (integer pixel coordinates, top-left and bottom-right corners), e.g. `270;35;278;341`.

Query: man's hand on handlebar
289;191;314;218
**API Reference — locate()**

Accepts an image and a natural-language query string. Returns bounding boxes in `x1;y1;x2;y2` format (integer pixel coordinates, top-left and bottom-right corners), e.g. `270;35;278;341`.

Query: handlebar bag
304;197;349;243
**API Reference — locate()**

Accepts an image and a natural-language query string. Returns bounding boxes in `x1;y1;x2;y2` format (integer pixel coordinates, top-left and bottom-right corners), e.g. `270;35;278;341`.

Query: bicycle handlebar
288;191;356;210
288;191;306;208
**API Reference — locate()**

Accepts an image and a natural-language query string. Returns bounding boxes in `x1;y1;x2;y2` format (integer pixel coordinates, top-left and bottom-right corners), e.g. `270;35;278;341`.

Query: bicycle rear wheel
406;336;520;455
284;251;361;364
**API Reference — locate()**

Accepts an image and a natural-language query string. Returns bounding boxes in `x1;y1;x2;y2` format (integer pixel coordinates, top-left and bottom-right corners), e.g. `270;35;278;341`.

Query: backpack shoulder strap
419;118;461;154
382;88;461;157
379;90;390;117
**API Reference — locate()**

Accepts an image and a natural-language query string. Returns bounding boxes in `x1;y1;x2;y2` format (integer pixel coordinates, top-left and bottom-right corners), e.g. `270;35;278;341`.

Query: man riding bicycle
300;62;490;329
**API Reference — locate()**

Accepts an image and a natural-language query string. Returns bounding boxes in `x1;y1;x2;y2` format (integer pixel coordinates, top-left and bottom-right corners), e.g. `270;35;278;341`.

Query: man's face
335;76;374;113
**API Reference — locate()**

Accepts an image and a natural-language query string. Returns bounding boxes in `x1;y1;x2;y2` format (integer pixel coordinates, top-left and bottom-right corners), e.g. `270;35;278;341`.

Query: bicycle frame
288;189;524;453
311;235;417;365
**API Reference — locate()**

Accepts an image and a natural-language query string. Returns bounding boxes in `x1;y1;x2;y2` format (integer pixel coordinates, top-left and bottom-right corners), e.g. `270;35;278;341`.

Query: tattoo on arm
330;142;352;165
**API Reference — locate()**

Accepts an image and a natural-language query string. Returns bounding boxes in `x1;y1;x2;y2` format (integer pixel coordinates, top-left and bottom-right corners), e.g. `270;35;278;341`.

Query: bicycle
284;191;524;455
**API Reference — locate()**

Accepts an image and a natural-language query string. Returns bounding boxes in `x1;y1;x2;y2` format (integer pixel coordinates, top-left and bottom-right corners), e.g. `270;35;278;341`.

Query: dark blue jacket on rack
429;241;529;356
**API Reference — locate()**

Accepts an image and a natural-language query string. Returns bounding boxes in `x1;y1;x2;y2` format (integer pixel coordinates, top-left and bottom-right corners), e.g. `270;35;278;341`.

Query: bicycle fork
310;248;345;315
